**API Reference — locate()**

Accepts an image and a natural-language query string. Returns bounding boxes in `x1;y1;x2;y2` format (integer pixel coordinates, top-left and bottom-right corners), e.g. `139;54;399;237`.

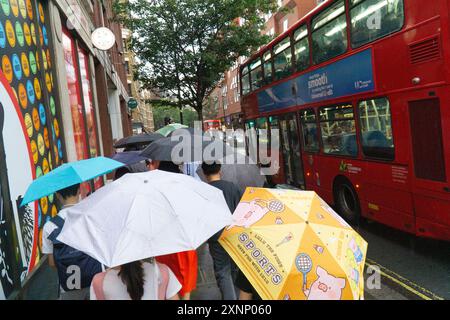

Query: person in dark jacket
202;162;243;300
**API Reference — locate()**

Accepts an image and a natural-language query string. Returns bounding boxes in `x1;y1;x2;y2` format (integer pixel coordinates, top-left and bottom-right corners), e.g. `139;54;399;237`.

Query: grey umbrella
140;134;233;163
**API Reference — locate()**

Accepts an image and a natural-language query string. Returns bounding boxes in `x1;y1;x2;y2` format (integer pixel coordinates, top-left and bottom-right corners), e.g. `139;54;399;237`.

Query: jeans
208;241;237;300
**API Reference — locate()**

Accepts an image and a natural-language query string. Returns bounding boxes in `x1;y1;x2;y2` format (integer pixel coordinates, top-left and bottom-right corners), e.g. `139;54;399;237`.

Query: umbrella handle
302;272;308;288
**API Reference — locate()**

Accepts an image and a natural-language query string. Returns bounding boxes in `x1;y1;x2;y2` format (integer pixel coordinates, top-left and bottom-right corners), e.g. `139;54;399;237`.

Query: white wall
108;88;124;141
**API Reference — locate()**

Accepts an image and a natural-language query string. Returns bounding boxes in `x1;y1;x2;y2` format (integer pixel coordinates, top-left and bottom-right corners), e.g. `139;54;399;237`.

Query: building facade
210;0;322;128
0;0;130;299
122;27;154;134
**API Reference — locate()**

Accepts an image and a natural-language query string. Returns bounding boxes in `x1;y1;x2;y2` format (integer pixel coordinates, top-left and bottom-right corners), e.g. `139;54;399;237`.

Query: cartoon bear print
227;200;270;229
304;266;346;300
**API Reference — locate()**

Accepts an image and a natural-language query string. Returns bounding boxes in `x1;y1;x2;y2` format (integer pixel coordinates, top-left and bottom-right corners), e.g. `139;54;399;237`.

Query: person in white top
90;259;181;300
41;183;90;300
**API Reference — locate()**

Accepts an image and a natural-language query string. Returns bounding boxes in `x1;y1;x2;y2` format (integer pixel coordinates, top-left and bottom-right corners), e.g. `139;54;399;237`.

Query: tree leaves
114;0;278;118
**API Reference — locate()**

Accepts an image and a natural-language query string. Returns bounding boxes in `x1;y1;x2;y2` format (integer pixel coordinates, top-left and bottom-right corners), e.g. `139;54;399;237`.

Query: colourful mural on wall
0;0;65;298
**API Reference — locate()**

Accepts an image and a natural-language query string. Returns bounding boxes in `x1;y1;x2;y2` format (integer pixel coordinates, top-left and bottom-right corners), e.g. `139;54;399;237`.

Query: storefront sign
128;98;138;109
91;27;116;51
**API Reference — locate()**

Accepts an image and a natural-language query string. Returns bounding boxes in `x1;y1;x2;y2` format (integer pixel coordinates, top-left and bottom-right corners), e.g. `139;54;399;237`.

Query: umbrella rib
157;189;194;247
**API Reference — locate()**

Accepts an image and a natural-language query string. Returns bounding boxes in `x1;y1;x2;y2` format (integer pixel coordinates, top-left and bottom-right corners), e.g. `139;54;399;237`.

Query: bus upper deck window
350;0;404;48
312;0;348;65
293;25;310;72
250;58;263;91
241;66;251;96
263;51;273;85
273;37;292;81
358;97;395;160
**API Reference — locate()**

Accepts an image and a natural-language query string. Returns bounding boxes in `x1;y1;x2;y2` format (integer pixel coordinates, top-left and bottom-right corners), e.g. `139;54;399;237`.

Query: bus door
408;98;450;236
267;117;285;185
245;120;257;163
278;114;305;188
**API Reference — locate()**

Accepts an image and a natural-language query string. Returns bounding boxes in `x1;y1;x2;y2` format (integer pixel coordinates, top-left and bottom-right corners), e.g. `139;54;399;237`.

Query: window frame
293;24;311;72
240;64;251;96
249;56;263;92
262;49;274;85
311;0;349;65
357;96;396;161
349;0;405;48
299;108;320;154
318;102;359;158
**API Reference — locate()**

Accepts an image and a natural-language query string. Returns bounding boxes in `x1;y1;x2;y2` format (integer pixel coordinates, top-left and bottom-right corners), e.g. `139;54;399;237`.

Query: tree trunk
196;107;203;122
179;106;184;125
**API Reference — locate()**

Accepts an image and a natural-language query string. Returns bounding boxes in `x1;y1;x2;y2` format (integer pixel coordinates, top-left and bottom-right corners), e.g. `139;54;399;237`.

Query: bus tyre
334;180;361;226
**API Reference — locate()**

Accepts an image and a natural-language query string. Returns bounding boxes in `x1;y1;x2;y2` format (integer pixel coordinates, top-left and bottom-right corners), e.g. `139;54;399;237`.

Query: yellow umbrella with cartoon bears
219;188;368;300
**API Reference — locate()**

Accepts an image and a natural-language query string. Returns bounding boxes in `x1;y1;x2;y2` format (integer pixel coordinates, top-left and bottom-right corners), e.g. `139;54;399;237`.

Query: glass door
279;113;305;188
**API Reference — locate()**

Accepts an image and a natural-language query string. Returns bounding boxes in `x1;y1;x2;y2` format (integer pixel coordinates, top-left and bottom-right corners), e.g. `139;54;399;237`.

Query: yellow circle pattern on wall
18;0;26;19
21;52;29;77
5;20;15;47
10;0;19;18
18;82;27;108
30;139;38;164
2;55;13;83
24;112;33;137
0;0;67;273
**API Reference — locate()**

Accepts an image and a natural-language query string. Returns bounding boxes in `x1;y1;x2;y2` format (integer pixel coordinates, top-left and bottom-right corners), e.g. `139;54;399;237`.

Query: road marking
366;258;444;300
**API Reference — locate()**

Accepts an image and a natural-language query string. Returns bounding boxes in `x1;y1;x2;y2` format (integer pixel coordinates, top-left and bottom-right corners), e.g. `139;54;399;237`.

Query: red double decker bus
240;0;450;241
203;119;222;131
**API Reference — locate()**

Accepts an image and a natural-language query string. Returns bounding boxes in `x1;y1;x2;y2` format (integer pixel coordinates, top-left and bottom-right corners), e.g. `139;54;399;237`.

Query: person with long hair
90;259;181;300
146;160;199;300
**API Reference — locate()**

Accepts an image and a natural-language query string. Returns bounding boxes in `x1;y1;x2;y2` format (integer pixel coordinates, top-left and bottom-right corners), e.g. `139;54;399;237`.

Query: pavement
191;244;222;300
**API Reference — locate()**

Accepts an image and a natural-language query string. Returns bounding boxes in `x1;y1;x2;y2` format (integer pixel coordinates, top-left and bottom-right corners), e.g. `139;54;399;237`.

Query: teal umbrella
20;157;124;207
156;123;189;137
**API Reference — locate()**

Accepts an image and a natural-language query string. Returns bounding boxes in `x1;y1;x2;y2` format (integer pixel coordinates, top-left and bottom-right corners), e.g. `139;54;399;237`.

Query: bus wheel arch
333;176;361;225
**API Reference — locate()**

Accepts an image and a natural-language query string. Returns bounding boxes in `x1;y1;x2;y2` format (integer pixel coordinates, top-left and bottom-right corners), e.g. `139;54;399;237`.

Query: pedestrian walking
90;259;181;300
202;161;243;300
235;270;261;300
41;184;102;300
146;160;199;300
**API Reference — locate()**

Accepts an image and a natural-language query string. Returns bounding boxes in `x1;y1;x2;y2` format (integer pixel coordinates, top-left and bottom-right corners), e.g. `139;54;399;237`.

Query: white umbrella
57;170;232;268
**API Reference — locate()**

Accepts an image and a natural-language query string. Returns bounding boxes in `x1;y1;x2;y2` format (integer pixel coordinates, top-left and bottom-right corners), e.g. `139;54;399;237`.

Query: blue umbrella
20;157;124;207
110;151;148;166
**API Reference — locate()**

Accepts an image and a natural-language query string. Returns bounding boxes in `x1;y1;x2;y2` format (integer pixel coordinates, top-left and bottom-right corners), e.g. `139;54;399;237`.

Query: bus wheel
334;179;361;225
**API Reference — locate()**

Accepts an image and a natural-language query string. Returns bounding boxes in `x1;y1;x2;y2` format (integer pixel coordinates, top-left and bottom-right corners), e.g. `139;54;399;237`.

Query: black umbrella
113;133;164;150
140;134;233;163
110;151;148;166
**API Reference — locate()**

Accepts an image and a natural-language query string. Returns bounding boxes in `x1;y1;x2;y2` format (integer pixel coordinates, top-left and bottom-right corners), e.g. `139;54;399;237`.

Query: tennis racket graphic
254;199;285;213
295;253;313;290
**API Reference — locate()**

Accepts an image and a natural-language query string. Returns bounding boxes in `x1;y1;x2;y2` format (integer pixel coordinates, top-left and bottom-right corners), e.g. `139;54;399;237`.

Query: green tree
114;0;279;120
152;104;198;130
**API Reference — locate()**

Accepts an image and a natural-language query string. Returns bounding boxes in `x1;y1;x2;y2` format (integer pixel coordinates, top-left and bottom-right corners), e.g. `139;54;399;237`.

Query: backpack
92;263;170;300
48;215;103;292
